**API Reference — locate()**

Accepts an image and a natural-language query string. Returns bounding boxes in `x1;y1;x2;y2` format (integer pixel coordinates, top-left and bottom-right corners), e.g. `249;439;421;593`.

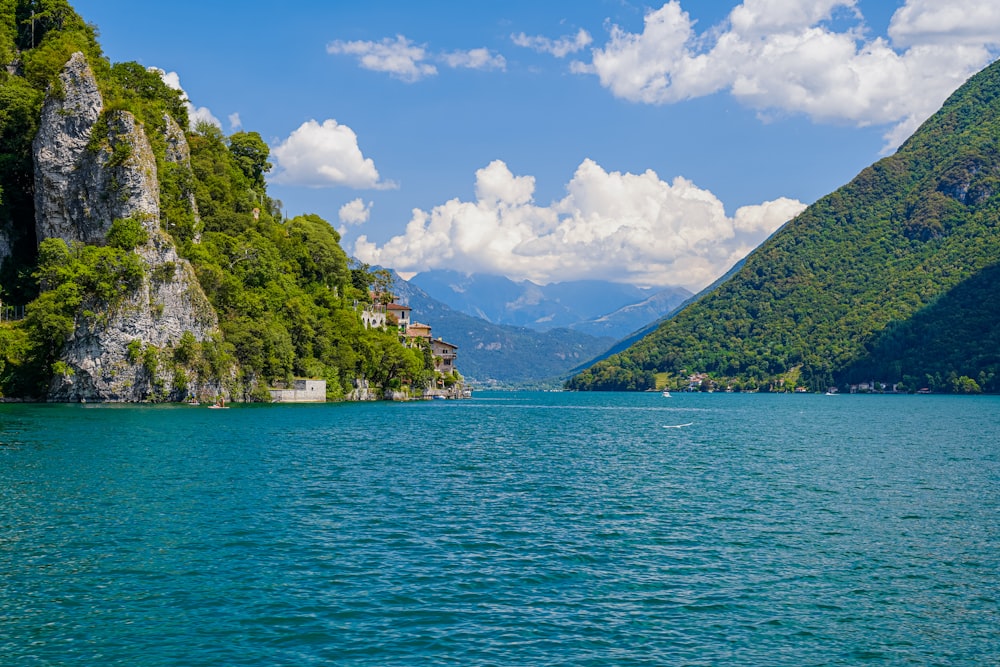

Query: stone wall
269;379;327;403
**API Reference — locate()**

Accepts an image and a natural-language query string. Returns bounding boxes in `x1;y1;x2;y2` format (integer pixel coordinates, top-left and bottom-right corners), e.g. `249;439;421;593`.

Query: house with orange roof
359;295;466;398
405;321;432;341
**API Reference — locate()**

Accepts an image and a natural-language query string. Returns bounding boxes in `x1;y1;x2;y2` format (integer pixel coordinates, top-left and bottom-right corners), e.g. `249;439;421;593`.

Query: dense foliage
0;0;436;400
840;261;1000;393
177;123;435;398
569;57;1000;393
1;0;105;303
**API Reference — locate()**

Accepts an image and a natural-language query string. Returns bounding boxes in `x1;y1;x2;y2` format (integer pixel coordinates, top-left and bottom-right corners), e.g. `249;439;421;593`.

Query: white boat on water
662;390;671;397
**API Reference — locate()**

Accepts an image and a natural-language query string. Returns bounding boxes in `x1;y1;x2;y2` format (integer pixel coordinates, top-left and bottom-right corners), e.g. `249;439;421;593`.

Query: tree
109;60;188;130
228;131;272;191
371;268;395;303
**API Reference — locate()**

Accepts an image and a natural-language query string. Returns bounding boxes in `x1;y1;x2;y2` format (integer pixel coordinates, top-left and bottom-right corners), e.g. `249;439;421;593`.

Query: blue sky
71;1;1000;290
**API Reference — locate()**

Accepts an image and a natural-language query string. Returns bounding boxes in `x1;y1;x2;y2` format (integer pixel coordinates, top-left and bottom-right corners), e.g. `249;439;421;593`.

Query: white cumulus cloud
328;34;506;80
441;47;507;71
354;159;806;290
512;28;593;58
339;198;372;225
327;35;437;82
271;119;395;190
889;0;1000;48
152;68;221;129
567;0;1000;150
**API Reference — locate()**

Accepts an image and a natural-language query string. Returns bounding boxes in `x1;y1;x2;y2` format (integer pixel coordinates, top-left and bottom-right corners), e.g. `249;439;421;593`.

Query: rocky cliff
33;52;223;402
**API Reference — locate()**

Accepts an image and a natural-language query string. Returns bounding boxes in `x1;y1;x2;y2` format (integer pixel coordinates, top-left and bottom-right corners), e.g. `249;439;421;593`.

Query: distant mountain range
408;270;692;340
391;276;615;386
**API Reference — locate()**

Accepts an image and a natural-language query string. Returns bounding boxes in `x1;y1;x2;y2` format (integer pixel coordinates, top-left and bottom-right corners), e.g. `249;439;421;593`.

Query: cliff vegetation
0;0;434;401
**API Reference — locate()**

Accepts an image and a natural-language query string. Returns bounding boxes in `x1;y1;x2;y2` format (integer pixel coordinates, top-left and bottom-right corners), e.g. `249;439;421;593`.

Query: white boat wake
663;422;693;429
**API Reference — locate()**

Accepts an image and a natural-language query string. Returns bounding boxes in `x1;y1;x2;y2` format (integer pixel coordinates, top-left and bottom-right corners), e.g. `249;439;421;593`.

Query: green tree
228;131;271;191
105;217;148;249
108;60;188;129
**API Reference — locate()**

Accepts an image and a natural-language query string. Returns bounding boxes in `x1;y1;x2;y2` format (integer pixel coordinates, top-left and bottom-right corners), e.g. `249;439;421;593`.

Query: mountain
568;57;1000;393
567;257;749;375
840;260;1000;392
391;275;615;386
408;269;691;338
570;285;694;338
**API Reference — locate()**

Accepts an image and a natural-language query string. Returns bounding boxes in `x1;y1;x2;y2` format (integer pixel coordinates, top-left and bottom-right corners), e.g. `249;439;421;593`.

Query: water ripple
1;394;998;665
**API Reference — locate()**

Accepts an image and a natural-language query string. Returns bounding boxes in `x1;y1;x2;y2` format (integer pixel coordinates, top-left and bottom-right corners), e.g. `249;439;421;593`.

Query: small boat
662;390;671;397
208;396;229;409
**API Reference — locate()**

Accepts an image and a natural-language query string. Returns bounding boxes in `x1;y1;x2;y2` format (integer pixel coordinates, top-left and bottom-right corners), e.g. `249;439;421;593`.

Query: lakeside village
673;373;925;395
269;294;468;403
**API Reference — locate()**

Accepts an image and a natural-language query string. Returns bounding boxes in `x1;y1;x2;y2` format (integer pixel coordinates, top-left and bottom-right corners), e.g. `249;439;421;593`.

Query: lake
1;392;998;665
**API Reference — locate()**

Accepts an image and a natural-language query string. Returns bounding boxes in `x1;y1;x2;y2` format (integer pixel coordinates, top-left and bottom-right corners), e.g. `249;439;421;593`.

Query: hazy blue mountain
407;270;690;337
391;275;615;386
571;286;693;338
567;258;748;375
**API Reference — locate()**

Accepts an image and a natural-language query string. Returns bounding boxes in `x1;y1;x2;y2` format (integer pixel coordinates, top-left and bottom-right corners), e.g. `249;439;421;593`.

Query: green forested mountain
569;57;1000;394
0;0;436;400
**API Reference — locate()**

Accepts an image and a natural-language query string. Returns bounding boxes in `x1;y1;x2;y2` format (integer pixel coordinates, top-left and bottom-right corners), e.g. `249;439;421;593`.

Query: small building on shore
269;379;326;403
431;338;458;374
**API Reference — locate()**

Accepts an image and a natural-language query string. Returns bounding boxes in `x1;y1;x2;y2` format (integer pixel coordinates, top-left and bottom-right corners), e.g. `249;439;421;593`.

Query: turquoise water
1;392;998;665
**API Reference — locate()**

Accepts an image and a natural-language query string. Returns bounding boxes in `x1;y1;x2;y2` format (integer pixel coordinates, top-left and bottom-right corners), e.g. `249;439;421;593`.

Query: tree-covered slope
840;260;1000;393
569;57;1000;393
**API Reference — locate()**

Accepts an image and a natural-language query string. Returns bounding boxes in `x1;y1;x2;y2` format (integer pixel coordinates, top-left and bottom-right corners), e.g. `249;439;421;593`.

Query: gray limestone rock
33;52;103;245
47;229;222;402
34;52;159;246
33;52;227;402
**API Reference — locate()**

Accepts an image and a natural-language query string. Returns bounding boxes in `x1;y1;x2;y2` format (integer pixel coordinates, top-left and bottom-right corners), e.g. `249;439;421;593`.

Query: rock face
34;53;159;245
34;52;224;402
33;52;104;244
46;229;222;402
0;229;11;264
162;113;202;243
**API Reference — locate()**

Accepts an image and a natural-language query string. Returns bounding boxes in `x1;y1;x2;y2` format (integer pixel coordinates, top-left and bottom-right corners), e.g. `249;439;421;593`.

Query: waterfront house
405;321;432;341
359;295;464;398
431;338;458;374
387;303;411;331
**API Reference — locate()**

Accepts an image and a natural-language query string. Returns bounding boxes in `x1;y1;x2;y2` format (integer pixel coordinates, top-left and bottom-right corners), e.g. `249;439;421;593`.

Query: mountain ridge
409;269;691;339
391;274;615;386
